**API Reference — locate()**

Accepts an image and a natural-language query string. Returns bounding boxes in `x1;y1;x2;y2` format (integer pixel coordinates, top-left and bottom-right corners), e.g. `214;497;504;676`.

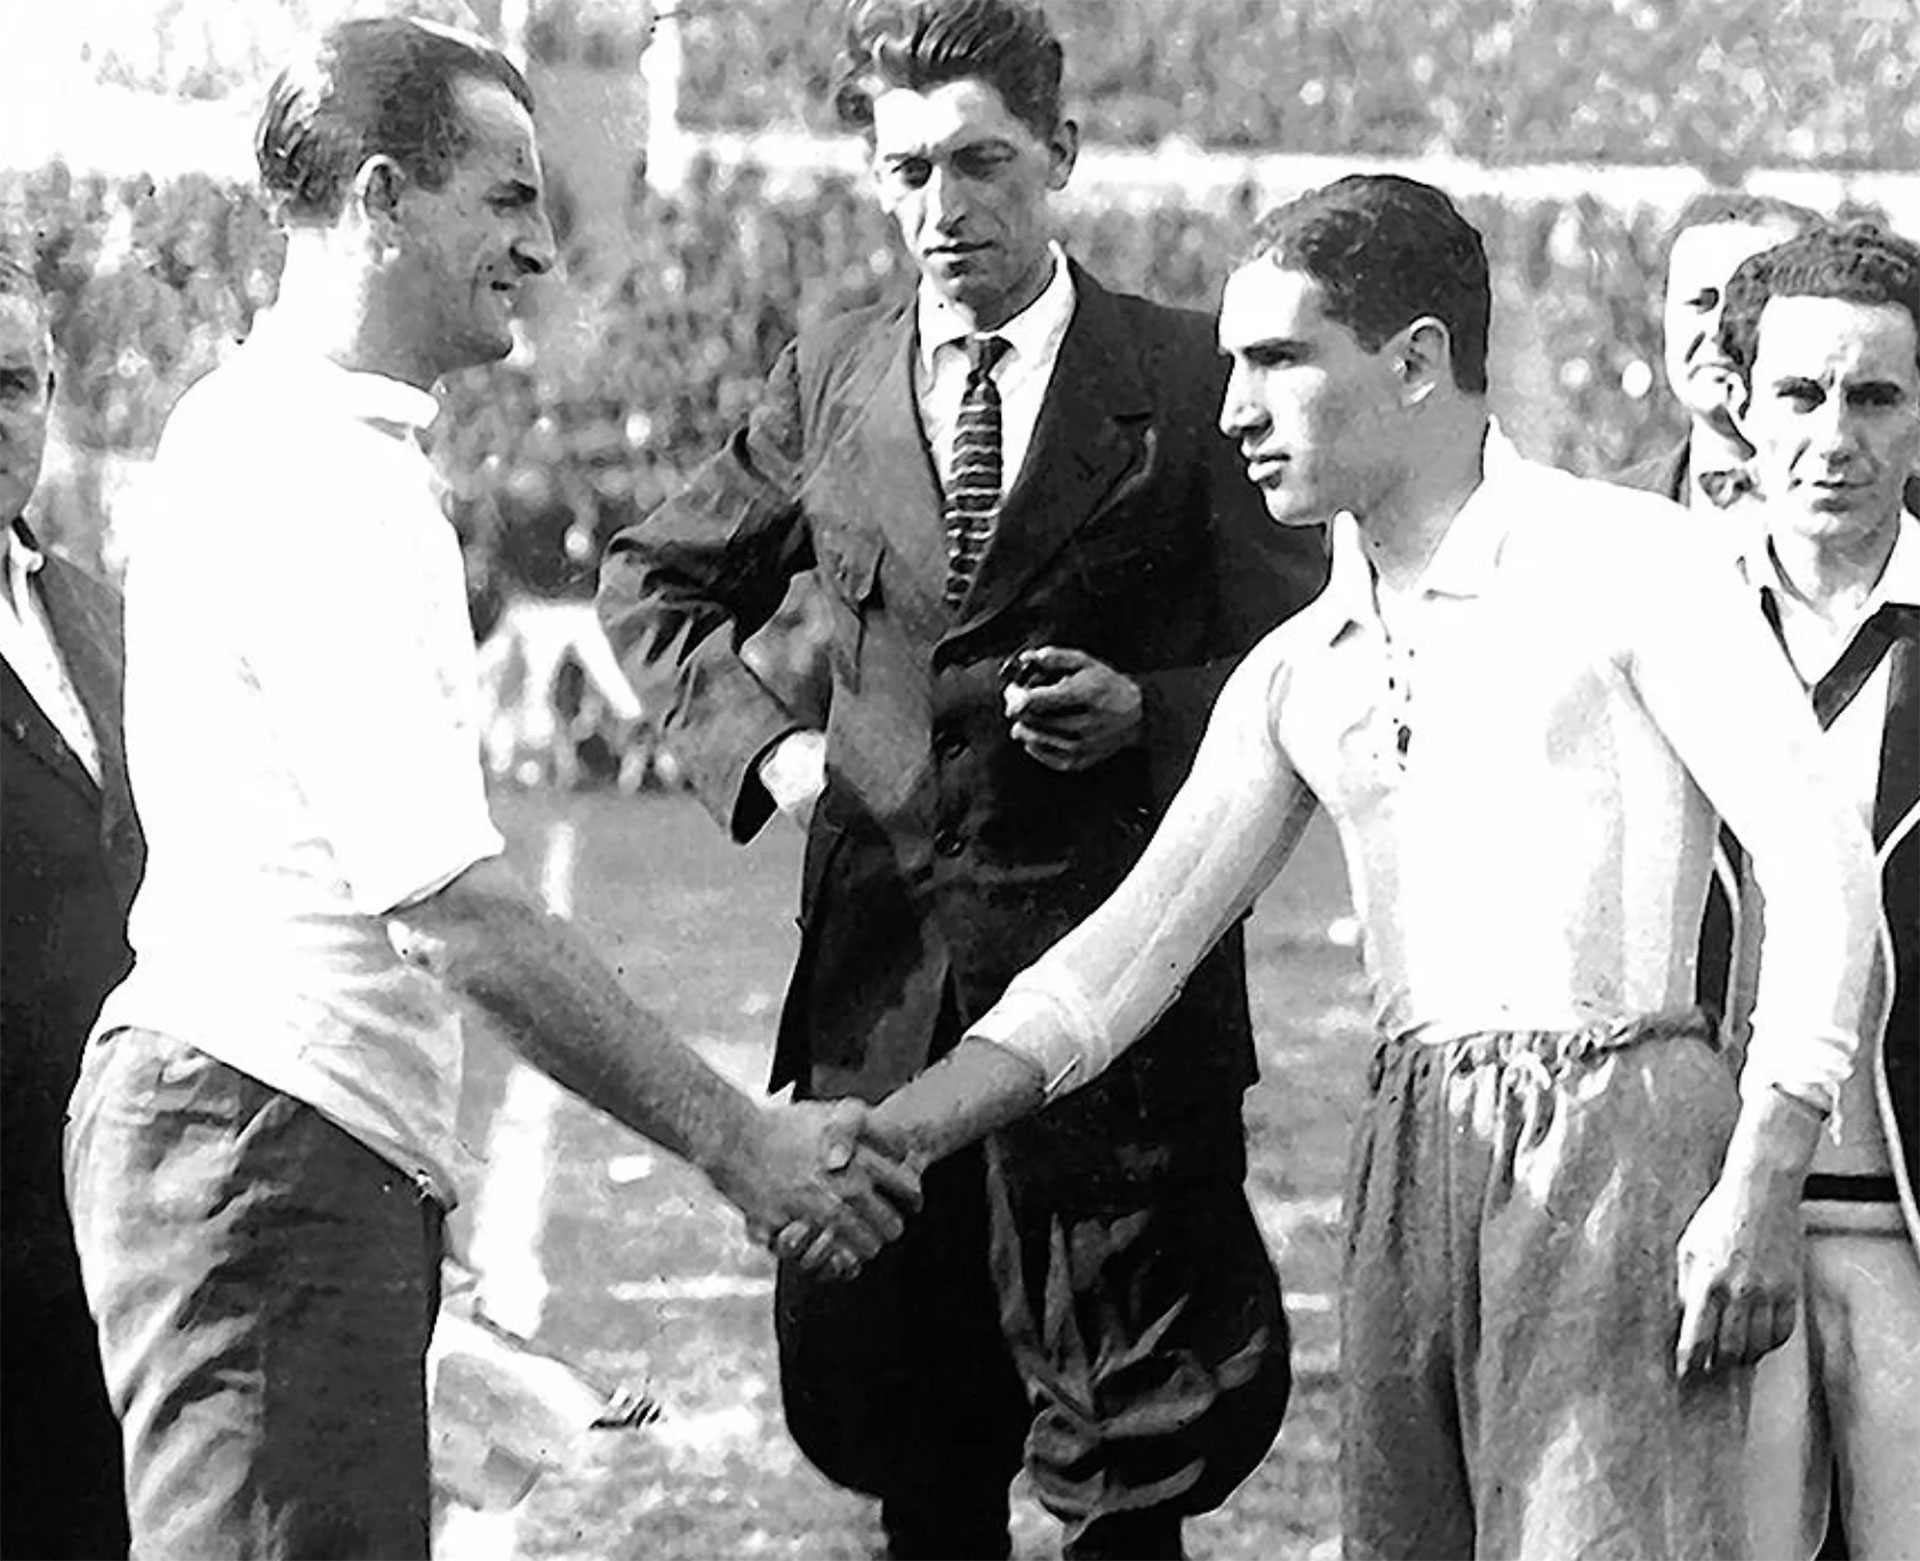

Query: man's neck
271;240;438;390
1354;409;1489;595
1769;513;1901;623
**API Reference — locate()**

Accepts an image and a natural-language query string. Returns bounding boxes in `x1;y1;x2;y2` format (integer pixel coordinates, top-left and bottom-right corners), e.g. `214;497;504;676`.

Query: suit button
934;828;966;857
933;729;967;760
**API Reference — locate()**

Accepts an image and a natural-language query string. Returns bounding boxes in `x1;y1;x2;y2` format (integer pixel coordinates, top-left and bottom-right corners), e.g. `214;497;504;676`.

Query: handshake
708;1098;923;1280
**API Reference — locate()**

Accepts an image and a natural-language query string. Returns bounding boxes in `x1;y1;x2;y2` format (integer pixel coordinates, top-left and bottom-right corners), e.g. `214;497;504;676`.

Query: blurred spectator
1616;192;1825;508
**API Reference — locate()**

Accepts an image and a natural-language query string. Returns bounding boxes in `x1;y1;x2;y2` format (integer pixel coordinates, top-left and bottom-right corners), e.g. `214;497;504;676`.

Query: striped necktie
944;334;1011;610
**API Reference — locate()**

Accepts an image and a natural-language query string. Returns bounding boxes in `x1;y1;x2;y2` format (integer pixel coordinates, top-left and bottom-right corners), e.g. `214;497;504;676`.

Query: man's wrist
1722;1081;1827;1189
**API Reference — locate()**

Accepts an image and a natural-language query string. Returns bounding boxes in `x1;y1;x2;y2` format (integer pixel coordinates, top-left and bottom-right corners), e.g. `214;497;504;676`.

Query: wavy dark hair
256;17;534;225
832;0;1064;140
1719;222;1920;388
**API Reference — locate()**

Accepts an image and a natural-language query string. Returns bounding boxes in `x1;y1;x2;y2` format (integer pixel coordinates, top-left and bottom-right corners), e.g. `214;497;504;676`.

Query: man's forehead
452;76;541;177
1753;293;1920;376
870;78;1035;154
1218;261;1326;343
1669;219;1798;283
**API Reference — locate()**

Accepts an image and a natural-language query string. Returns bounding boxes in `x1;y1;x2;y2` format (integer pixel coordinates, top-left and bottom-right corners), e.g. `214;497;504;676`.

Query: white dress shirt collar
915;241;1076;379
242;310;441;437
1322;422;1519;641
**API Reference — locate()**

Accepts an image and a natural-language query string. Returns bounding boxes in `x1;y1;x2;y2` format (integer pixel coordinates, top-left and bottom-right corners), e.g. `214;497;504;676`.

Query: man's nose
514;208;557;278
924;165;966;232
1805;398;1862;463
1219;363;1261;440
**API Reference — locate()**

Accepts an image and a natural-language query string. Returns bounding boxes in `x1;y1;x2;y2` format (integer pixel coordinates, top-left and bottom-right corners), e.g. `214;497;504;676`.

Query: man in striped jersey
1713;221;1920;1561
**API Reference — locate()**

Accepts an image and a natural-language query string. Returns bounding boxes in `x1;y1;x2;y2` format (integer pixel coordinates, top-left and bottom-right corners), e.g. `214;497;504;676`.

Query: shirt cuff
964;981;1108;1101
1736;1023;1856;1120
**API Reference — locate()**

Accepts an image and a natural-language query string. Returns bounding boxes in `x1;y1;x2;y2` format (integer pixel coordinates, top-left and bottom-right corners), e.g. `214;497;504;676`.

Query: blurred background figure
0;249;140;1561
1617;191;1824;509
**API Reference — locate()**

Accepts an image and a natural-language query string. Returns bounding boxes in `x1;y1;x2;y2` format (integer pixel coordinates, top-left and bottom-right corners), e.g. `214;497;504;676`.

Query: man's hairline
1746;290;1920;380
276;65;536;228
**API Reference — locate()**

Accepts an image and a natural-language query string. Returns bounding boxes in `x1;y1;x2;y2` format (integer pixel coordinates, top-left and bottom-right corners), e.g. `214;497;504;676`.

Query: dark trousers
1;1229;129;1559
777;1145;1031;1559
64;1027;445;1561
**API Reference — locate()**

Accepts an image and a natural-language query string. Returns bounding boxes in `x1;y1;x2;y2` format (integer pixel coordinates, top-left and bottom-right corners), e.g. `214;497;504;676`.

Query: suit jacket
1616;439;1691;505
1;539;145;1295
601;264;1327;1194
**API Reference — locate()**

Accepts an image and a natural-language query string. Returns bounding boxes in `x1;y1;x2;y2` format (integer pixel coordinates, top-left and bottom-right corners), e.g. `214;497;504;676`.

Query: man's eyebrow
1220;335;1312;358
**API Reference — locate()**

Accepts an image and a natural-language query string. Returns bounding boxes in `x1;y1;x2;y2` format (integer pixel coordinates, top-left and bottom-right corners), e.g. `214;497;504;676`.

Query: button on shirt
970;441;1879;1116
97;324;504;1203
1;520;102;783
916;242;1075;498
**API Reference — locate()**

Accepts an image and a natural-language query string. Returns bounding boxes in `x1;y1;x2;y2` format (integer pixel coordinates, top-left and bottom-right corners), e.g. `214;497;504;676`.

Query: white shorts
1745;1203;1920;1561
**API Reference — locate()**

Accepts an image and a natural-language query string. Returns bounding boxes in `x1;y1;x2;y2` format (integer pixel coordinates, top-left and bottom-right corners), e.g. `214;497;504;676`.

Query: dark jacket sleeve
598;341;818;842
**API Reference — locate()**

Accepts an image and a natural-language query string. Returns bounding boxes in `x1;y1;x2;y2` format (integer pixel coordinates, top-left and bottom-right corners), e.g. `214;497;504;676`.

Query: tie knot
967;334;1010;378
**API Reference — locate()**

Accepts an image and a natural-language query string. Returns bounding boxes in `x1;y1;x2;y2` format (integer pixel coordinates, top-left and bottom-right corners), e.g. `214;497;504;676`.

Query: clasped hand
1002;646;1143;771
733;1100;922;1280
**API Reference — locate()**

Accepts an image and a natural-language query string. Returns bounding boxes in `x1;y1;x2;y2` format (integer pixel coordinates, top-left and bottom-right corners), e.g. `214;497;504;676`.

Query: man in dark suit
598;5;1324;1555
1617;191;1826;509
0;253;138;1559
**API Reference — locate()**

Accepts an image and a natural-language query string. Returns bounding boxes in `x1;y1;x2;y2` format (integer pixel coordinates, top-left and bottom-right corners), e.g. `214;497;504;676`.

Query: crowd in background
1;0;1910;770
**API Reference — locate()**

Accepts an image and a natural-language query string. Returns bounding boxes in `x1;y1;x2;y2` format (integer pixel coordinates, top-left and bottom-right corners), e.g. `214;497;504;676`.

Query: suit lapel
944;266;1156;640
32;556;133;841
2;654;101;803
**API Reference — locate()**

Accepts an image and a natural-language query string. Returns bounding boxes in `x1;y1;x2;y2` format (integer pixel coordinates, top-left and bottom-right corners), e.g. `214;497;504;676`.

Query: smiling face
1663;217;1804;431
869;77;1074;331
0;295;51;525
388;75;554;381
1741;292;1920;553
1217;260;1405;526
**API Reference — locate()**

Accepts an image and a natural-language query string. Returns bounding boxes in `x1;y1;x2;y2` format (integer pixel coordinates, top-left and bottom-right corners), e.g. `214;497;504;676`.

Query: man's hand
1002;646;1143;771
765;1105;924;1279
711;1099;921;1277
758;730;827;829
1674;1087;1822;1380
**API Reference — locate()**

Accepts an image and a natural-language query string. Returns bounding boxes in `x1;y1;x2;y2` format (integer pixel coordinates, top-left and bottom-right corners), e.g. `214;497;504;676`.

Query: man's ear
1395;316;1452;407
1047;117;1079;191
352;155;408;260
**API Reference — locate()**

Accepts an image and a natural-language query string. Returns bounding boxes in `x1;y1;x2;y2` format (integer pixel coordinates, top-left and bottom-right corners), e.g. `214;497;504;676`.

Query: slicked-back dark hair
256;16;534;225
833;0;1064;141
1719;222;1920;390
1240;174;1491;394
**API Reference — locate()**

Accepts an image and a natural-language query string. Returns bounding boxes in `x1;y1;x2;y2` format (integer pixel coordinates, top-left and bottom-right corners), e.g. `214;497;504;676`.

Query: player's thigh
1822;1230;1920;1558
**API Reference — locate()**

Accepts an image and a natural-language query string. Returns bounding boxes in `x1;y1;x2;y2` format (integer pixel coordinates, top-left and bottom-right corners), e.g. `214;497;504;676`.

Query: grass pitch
450;789;1365;1560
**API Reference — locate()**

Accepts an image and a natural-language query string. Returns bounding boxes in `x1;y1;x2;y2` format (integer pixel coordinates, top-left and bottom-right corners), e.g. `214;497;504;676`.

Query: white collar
1739;510;1920;616
915;241;1075;379
1322;422;1520;642
242;311;441;434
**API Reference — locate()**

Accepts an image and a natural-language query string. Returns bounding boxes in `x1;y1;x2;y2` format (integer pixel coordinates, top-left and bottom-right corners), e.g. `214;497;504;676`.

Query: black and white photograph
2;2;1915;1557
